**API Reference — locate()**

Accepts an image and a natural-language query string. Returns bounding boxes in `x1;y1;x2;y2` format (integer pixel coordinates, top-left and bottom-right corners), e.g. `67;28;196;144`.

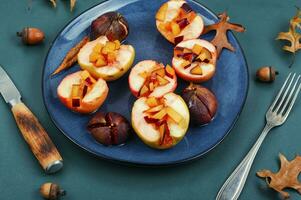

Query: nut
90;12;129;41
256;66;278;82
87;112;131;145
182;83;217;125
40;183;66;200
17;27;45;45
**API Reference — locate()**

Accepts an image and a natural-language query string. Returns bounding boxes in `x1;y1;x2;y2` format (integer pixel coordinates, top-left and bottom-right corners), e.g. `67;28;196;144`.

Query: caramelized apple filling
71;70;96;107
143;96;184;145
89;40;121;67
174;44;213;75
156;3;197;43
138;64;175;97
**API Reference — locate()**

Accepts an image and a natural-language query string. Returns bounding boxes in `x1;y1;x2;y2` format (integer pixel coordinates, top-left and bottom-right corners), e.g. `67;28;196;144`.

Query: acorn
17;27;45;45
40;183;66;200
256;66;278;82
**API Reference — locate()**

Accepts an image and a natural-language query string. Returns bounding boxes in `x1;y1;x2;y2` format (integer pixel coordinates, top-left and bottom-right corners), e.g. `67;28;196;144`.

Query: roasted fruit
182;84;217;125
131;93;190;149
57;70;109;114
172;39;217;83
256;66;278;83
78;36;135;81
87;112;131;145
129;60;177;98
17;27;45;45
156;0;204;44
90;12;129;42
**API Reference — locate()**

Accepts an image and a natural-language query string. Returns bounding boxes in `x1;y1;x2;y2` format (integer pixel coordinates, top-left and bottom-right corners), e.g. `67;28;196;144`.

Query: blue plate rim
42;0;249;166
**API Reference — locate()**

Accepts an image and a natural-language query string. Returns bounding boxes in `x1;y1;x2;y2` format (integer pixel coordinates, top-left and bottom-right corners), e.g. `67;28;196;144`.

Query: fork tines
269;73;301;117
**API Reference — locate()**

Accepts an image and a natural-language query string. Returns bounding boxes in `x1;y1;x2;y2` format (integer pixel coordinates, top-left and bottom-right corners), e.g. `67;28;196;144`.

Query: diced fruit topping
142;96;184;146
174;43;213;75
156;2;197;41
174;35;184;44
89;40;121;67
190;65;203;75
146;97;159;107
165;65;175;78
166;106;183;123
137;63;174;97
171;22;181;35
192;44;203;55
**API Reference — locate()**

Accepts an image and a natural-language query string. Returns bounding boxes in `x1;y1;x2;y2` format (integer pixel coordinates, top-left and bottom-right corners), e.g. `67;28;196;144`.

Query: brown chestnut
90;12;129;41
17;27;45;45
256;66;278;82
40;183;66;200
182;83;218;125
87;112;131;145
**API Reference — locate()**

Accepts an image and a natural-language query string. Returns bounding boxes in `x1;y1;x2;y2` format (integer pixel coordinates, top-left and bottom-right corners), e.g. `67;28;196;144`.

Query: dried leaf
70;0;76;11
50;0;56;7
257;153;301;199
52;36;89;76
203;12;245;57
276;8;301;54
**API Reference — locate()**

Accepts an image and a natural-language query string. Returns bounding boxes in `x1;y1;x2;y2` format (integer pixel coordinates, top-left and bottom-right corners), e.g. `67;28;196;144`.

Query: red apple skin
172;39;217;83
128;60;177;98
57;71;109;114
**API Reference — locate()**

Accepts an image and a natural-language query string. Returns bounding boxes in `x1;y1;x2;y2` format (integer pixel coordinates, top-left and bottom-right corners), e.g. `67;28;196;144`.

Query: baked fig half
90;11;129;42
182;83;217;125
172;39;217;83
87;112;131;145
156;0;204;44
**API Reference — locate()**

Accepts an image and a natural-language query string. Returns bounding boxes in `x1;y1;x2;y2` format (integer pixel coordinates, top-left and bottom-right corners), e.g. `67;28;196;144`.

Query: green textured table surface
1;0;301;199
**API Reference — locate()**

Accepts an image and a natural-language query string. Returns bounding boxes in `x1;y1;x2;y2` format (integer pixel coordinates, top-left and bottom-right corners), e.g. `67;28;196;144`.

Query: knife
0;66;63;174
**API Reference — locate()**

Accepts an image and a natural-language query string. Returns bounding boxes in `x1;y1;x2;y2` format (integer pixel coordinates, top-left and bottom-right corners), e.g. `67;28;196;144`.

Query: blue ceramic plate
42;0;248;165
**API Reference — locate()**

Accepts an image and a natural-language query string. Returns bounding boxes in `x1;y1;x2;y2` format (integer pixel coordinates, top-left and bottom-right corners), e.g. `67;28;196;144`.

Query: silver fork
216;73;301;200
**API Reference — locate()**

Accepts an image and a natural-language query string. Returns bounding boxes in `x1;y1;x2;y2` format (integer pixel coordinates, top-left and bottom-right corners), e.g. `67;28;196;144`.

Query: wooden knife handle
11;102;63;173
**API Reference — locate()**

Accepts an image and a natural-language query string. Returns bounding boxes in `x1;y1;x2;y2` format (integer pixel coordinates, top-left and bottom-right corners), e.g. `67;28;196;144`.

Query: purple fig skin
182;84;218;125
87;112;131;145
90;12;129;41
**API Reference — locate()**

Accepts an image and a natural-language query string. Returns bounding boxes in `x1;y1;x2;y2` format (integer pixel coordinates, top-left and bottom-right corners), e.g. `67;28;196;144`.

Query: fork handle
216;124;273;200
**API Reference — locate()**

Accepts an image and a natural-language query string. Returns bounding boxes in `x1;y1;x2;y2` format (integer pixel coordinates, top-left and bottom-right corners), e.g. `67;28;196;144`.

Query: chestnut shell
182;84;218;125
90;12;129;41
87;112;131;145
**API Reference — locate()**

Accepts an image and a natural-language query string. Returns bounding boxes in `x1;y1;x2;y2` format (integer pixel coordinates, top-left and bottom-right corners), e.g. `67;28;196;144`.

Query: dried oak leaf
52;36;89;76
276;8;301;54
203;12;245;57
257;153;301;199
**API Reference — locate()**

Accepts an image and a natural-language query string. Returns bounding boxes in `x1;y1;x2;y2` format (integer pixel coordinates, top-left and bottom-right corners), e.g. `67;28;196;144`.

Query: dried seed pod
182;83;218;125
87;112;131;145
256;66;278;82
40;183;66;200
17;27;45;45
90;12;129;41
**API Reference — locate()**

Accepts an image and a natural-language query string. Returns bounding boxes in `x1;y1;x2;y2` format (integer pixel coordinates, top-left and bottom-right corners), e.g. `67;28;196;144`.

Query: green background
1;0;301;199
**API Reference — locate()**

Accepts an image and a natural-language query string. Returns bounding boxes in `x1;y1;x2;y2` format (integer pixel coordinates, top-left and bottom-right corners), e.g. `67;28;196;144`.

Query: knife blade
0;65;63;173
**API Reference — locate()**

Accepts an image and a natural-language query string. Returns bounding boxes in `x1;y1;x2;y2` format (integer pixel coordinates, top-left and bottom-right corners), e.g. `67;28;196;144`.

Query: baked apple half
156;0;204;44
172;39;217;83
57;70;109;114
128;60;177;98
131;93;190;149
78;36;135;81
